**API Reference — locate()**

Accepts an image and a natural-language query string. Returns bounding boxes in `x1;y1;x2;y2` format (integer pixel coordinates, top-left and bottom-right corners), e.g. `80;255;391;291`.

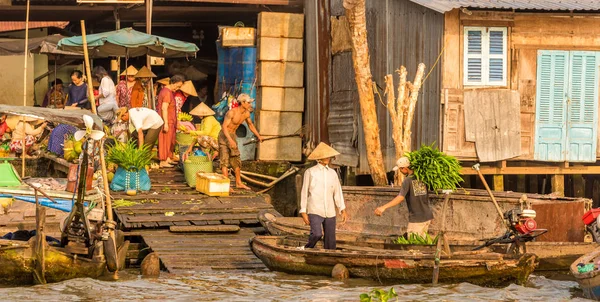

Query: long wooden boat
571;247;600;300
251;235;537;286
259;210;598;271
0;239;106;285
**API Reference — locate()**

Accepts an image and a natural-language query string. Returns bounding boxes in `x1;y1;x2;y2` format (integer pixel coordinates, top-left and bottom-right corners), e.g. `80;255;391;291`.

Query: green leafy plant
106;139;152;172
394;232;438;245
360;288;398;302
406;143;463;191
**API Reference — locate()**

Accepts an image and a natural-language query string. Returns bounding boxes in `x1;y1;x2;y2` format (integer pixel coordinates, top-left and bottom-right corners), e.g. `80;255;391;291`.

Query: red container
582;209;600;225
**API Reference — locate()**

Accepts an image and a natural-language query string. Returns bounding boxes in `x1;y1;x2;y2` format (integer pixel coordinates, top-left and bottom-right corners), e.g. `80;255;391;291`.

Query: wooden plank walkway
134;229;265;273
112;167;273;229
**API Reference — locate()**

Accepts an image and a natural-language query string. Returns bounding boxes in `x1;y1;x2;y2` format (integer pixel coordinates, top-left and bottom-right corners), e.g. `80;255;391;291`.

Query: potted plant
107;139;153;192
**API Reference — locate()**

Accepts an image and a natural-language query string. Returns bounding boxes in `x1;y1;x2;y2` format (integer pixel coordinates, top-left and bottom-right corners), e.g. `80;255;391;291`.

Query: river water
0;270;591;301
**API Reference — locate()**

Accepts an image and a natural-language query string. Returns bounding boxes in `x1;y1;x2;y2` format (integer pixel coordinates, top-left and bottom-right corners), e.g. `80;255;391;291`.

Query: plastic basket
183;160;214;187
176;133;195;146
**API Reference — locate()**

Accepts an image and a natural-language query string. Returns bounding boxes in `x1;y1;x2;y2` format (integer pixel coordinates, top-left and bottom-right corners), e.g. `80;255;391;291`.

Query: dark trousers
305;214;337;250
131;126;162;149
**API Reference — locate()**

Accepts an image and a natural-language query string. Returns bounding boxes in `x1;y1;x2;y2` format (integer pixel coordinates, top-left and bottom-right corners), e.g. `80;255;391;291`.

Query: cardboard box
258;62;304;87
258;12;304;38
256;110;303;136
258;87;304;112
257;136;302;161
258;37;303;62
196;172;230;196
222;27;256;47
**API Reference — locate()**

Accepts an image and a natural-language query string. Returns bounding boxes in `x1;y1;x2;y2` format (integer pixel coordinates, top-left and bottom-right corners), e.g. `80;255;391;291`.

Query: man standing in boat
374;156;433;237
299;143;348;250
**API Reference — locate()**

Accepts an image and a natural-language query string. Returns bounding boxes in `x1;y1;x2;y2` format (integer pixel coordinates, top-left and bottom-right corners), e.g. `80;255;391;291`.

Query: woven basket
188;155;209;163
176;133;195;146
184;160;214;187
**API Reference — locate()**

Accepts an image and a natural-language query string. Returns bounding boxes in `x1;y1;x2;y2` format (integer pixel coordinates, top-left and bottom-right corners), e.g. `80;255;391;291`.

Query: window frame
463;26;508;87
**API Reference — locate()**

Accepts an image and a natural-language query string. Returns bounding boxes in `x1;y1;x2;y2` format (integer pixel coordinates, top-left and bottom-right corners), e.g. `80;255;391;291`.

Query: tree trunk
345;0;387;186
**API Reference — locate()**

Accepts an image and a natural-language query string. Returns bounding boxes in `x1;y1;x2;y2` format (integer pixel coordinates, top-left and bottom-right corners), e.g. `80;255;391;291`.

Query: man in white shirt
122;107;164;149
299;142;347;250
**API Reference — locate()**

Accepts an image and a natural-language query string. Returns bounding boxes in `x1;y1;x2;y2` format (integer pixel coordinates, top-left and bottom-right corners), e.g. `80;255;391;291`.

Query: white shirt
299;163;345;218
99;76;117;106
129;107;164;131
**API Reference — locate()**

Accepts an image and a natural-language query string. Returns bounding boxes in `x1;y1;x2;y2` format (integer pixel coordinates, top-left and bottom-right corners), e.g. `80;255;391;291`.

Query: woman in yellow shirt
184;103;221;161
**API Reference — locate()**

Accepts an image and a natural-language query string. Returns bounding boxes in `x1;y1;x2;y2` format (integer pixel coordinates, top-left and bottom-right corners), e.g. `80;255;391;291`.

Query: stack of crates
256;12;305;161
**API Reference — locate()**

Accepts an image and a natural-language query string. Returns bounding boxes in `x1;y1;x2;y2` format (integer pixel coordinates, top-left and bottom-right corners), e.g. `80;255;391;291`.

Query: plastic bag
212;98;230;123
110;167;151;192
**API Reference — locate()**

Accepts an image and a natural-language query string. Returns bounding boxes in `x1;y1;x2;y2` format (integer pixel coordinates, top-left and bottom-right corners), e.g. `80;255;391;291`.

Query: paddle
433;190;452;285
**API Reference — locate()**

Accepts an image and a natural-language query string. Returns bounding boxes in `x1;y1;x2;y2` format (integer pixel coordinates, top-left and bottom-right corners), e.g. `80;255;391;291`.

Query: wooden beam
460;165;600;175
156;0;303;4
551;175;565;197
493;175;504;191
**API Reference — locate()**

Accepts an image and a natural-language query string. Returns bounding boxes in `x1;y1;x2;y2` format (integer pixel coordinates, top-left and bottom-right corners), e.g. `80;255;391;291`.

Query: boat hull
571;247;600;300
0;240;106;285
251;236;537;286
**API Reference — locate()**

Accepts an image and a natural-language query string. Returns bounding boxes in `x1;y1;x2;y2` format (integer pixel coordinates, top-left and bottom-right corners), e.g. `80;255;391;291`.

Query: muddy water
0;271;591;301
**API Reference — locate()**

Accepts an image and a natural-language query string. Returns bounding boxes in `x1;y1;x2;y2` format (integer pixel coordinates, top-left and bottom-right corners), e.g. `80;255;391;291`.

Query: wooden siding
328;0;443;173
442;10;600;161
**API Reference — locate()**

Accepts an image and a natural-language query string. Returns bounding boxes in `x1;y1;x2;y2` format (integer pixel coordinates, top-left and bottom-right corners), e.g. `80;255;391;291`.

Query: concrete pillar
493;175;504;191
551;175;565;197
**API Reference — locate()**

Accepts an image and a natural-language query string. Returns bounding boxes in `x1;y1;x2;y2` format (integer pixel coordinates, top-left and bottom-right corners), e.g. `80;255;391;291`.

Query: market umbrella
57;27;199;58
0;34;82;57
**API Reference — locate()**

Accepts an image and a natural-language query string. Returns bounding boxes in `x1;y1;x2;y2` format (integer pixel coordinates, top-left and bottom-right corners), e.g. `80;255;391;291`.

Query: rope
422;45;445;84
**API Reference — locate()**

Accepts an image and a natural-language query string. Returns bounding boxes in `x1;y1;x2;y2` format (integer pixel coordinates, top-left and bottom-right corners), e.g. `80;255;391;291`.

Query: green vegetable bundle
394;232;438;245
106;139;152;172
406;143;463;191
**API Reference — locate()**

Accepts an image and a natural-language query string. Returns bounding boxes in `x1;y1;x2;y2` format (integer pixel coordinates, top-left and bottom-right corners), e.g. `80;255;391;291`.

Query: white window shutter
464;27;507;86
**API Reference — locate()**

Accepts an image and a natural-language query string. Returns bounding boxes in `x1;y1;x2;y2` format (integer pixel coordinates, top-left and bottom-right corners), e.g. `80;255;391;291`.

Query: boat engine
582;209;600;243
474;195;547;253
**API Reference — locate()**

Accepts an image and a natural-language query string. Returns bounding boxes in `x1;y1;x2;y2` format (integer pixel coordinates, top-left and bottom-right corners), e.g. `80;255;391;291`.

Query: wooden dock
113;167;273;272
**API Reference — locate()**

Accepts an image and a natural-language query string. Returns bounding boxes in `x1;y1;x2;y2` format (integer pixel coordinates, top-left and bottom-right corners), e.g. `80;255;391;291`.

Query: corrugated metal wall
327;0;443;174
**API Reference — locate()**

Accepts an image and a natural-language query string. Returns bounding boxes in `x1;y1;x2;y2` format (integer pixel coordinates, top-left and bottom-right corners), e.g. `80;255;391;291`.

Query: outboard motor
582;209;600;243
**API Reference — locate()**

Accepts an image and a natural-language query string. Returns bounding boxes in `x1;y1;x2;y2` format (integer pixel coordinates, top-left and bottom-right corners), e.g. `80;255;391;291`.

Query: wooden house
403;1;600;197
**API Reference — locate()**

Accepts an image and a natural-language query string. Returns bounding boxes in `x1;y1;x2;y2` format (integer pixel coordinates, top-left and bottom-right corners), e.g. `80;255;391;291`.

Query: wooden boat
571;247;600;300
258;209;598;271
251;235;538;286
0;239;106;285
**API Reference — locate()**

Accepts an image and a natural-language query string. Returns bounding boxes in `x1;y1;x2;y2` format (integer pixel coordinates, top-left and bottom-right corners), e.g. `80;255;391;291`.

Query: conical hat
157;77;170;85
135;66;157;78
179;80;198;97
120;65;138;76
189;102;215;117
307;142;340;160
6;115;41;129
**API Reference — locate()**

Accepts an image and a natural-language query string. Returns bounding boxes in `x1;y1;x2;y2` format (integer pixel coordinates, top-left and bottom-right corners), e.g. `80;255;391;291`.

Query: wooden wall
442;10;600;161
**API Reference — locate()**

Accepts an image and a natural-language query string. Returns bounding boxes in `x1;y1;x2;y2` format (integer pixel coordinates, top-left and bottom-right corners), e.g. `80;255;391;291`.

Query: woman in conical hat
131;66;157;108
299;142;347;251
183;103;221;161
116;65;138;108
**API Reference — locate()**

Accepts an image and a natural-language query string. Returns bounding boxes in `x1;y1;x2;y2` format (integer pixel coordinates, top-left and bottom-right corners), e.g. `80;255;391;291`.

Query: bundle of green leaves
106;140;152;172
394;232;438;245
406;143;463;192
360;288;397;302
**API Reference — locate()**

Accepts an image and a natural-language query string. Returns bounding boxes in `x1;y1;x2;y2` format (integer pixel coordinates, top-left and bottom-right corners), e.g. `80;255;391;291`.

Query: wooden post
573;174;585;198
33;189;46;284
529;175;539;194
80;20;115;227
517;175;526;193
593;178;600;208
146;0;155;110
345;0;387;186
493;175;504;191
20;0;31;177
551;174;565;197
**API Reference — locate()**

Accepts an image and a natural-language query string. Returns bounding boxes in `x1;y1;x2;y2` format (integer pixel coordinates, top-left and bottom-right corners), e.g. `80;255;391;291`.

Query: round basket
188;155;209;163
183;160;214;187
176;133;195;146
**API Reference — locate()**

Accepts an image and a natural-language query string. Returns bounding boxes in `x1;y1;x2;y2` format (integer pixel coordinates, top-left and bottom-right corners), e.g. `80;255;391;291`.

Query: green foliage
406;143;463;191
106;139;152;172
359;288;398;302
0;142;10;151
394;232;438;245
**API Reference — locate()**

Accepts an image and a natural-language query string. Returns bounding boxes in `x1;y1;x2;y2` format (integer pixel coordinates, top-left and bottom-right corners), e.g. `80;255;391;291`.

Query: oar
433;190;452;285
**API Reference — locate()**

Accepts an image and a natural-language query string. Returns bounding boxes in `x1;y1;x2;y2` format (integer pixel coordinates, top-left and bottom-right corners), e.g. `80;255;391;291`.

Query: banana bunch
63;135;83;162
178;112;193;122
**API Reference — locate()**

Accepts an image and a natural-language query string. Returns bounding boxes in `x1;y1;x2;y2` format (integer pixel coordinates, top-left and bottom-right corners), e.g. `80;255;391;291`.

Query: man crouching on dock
219;94;262;190
299;143;347;250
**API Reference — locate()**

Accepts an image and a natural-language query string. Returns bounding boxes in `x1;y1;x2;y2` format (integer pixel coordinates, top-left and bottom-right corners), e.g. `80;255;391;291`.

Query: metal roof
409;0;600;13
0;21;69;33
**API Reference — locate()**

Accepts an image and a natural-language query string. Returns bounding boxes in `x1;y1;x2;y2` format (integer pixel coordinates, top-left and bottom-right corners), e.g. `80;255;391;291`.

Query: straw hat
237;93;254;103
189;102;215;117
179;80;198;97
135;66;157;78
6;115;42;129
157;77;170;85
307;142;340;160
120;65;138;76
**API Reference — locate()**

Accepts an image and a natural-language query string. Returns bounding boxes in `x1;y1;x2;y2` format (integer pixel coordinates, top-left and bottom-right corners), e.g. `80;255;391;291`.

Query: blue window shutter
567;51;599;162
535;50;569;161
